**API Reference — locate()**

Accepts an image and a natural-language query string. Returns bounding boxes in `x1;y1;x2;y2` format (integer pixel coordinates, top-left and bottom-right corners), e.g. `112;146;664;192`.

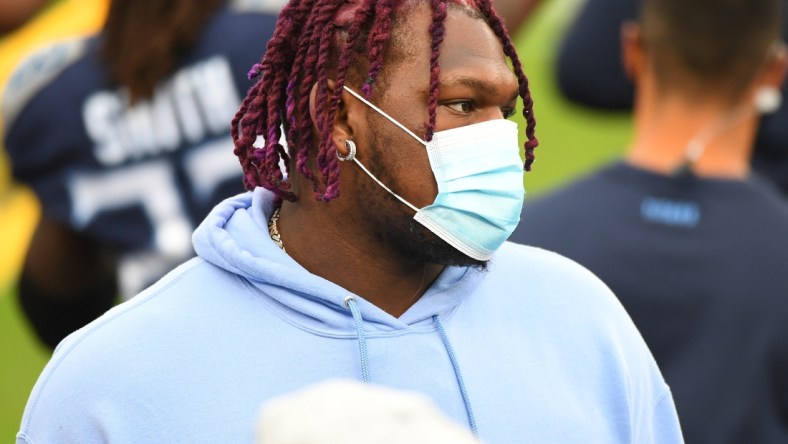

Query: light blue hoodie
18;189;683;443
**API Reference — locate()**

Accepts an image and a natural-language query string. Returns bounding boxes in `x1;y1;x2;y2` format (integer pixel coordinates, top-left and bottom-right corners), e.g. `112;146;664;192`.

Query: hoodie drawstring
344;297;371;383
433;314;479;437
342;297;477;436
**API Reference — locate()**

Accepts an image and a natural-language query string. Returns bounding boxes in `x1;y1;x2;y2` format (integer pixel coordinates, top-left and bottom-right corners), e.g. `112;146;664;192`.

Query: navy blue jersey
510;161;788;444
556;0;788;194
3;1;282;297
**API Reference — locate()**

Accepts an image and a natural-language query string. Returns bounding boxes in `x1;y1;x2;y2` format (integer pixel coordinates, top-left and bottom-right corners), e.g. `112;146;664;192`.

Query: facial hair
357;126;488;270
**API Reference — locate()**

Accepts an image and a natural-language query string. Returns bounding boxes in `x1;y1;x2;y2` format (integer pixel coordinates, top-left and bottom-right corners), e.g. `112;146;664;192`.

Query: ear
308;79;364;158
759;42;788;89
621;22;644;83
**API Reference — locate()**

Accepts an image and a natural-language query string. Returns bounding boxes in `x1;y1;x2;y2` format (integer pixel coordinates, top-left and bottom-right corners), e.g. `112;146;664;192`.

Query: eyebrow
440;75;519;102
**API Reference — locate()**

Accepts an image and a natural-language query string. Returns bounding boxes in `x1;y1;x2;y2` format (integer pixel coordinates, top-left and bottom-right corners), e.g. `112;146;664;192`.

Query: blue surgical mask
344;86;525;261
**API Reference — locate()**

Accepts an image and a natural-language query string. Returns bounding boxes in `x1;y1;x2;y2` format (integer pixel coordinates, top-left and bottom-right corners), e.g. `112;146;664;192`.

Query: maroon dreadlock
232;0;538;203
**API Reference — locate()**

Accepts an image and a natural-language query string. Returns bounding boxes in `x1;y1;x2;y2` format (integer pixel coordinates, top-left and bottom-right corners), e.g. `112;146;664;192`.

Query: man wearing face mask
17;1;683;442
510;0;788;442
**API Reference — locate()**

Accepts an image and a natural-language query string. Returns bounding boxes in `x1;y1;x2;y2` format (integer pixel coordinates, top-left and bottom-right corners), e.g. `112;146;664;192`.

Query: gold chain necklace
268;208;285;252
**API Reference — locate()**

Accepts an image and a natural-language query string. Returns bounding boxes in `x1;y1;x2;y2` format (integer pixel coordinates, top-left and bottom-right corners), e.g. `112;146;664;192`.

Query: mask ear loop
337;140;418;211
673;105;752;177
339;86;423;213
351;155;420;212
343;86;427;147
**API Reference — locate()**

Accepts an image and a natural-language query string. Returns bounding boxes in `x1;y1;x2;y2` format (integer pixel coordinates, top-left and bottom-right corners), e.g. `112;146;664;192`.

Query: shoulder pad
2;37;88;129
230;0;287;14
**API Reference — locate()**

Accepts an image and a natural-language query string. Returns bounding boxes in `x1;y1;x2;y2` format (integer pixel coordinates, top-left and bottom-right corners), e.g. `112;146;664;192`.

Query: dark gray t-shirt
510;161;788;444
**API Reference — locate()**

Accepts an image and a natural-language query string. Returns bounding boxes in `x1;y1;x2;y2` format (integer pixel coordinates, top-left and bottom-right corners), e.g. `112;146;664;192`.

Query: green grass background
0;0;633;438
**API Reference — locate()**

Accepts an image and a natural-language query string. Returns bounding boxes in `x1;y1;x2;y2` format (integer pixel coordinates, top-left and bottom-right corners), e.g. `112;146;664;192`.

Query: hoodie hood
192;189;487;335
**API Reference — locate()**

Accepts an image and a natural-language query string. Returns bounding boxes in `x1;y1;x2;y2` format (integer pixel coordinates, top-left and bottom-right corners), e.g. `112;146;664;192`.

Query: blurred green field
0;285;48;439
0;0;633;439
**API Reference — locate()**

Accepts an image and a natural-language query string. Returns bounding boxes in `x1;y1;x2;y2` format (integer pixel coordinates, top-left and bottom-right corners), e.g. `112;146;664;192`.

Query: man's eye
445;101;474;113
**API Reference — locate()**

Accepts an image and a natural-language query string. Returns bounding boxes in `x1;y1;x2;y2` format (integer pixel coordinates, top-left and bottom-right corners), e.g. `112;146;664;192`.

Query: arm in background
18;216;117;349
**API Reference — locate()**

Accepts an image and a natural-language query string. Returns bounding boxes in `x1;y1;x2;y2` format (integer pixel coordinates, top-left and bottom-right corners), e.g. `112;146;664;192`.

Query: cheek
368;123;437;208
399;146;437;207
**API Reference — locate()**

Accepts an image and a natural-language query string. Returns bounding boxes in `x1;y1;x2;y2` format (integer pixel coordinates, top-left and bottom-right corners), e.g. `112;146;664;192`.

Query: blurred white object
755;86;782;114
255;380;481;444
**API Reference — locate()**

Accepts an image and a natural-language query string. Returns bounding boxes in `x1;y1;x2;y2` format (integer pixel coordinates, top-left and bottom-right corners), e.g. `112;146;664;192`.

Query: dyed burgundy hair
232;0;538;202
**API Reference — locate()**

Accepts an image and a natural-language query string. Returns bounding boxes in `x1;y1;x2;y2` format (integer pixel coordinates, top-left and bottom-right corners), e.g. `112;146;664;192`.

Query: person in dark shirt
510;0;788;442
556;0;788;195
2;0;284;348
